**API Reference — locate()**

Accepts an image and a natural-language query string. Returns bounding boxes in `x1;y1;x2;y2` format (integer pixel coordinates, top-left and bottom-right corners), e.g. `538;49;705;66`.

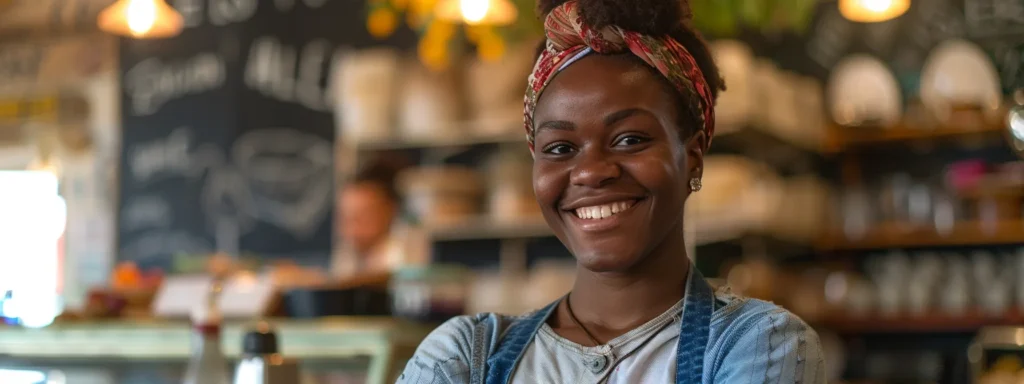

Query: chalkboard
117;0;416;271
117;19;240;270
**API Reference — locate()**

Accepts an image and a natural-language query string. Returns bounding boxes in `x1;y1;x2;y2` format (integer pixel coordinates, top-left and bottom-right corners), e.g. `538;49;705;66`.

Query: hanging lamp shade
838;0;910;23
98;0;184;39
435;0;518;26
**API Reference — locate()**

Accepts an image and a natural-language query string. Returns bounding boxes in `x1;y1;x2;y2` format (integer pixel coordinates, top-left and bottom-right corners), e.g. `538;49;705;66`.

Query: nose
569;146;621;188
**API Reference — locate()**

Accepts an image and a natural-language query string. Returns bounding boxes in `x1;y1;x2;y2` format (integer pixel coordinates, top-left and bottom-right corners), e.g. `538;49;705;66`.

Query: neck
560;226;691;342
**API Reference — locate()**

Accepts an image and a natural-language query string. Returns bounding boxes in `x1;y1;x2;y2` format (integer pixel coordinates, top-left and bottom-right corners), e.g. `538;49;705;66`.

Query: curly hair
534;0;725;137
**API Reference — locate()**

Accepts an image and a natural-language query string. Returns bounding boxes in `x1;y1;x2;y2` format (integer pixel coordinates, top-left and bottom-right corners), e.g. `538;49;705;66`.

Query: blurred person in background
333;158;426;279
398;0;825;382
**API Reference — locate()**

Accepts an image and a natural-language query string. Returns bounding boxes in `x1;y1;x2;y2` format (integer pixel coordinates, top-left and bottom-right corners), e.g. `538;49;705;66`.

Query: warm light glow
839;0;910;23
862;0;892;12
460;0;490;24
98;0;183;39
127;0;157;36
436;0;517;26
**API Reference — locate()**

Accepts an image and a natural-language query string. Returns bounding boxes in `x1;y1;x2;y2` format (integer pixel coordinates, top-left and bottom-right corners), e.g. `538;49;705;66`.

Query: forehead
533;55;677;124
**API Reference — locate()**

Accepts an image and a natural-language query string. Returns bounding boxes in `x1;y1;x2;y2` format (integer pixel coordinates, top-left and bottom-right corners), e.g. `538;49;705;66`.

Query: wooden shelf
711;124;824;174
818;221;1024;251
426;216;553;241
824;121;1008;152
815;309;1024;333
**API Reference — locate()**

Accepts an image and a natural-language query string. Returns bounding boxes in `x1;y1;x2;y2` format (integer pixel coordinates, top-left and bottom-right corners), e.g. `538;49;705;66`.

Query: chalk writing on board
908;0;965;51
244;36;339;112
124;52;227;116
121;196;173;230
174;0;329;29
208;0;258;26
127;127;225;185
806;8;852;69
231;128;333;238
966;0;1024;38
128;128;194;183
173;0;206;28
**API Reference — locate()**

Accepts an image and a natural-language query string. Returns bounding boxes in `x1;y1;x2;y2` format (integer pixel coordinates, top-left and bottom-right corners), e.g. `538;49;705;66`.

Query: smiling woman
398;0;826;383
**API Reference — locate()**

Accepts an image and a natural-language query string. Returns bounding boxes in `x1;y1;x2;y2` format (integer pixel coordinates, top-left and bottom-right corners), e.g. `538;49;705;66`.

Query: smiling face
532;54;706;273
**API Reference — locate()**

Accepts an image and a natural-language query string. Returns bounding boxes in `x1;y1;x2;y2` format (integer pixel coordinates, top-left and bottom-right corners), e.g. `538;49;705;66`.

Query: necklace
564;293;603;347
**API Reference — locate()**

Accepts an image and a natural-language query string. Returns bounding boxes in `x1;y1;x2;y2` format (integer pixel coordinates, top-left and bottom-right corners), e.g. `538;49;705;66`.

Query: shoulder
397;312;520;384
397;315;477;383
708;293;827;383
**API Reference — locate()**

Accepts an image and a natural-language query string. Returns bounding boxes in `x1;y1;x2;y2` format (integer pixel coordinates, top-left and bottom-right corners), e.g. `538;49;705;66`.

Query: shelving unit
818;221;1024;251
824;121;1009;152
815;310;1024;334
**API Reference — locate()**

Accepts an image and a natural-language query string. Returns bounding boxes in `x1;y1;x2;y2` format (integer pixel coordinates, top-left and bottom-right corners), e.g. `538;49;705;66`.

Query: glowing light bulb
862;0;893;12
460;0;490;24
839;0;909;22
126;0;157;36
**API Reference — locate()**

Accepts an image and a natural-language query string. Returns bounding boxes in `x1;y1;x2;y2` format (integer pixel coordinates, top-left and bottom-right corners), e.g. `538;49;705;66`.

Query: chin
572;245;646;273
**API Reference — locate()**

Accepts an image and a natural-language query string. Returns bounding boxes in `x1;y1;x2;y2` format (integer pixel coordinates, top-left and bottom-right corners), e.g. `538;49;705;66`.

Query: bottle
183;280;231;384
233;321;301;384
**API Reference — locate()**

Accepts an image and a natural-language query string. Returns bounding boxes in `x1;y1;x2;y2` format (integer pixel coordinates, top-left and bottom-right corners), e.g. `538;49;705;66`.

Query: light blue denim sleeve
713;308;827;384
397;316;475;384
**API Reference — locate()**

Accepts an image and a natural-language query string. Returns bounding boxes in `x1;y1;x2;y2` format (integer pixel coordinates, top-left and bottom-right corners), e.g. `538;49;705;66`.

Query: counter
0;317;435;384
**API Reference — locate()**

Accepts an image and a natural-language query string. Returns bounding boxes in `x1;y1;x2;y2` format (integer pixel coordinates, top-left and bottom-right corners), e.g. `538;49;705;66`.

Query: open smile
563;197;645;232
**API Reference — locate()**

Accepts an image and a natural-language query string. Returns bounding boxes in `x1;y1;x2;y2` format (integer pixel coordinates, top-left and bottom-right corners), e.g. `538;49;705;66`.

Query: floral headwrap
523;0;715;154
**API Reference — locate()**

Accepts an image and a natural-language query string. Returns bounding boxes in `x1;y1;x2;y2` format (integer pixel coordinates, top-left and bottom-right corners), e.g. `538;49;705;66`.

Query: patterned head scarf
523;0;715;155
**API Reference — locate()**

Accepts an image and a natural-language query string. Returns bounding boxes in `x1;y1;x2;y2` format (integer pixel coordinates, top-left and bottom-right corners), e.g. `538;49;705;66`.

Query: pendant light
838;0;910;23
98;0;184;39
435;0;518;26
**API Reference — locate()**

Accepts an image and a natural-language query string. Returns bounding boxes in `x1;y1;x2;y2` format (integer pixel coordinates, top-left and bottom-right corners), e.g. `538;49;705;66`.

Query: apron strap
484;300;559;384
675;266;715;384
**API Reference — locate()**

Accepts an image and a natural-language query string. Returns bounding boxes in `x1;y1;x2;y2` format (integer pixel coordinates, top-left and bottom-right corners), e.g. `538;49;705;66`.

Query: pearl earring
689;177;702;192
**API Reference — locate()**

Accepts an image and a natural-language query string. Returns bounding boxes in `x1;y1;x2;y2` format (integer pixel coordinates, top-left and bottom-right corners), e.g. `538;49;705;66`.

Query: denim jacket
398;267;826;384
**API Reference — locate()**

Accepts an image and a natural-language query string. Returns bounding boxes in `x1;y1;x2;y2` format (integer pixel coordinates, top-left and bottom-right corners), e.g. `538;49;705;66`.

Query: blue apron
479;267;715;384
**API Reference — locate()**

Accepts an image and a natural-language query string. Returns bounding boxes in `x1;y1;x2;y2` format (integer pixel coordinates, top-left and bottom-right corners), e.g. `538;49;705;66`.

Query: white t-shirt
511;299;684;383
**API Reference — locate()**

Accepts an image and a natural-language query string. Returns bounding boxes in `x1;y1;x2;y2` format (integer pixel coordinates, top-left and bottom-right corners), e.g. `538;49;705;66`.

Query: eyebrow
603;108;646;127
536;120;575;134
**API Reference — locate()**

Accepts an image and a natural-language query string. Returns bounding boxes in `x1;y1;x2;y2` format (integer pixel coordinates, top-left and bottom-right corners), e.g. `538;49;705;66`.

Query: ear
685;130;706;181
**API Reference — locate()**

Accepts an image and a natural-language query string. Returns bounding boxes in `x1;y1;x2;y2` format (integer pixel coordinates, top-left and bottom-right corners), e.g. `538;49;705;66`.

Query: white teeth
573;200;636;220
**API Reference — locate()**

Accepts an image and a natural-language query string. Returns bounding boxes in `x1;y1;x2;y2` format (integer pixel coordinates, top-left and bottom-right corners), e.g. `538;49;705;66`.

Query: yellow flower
391;0;409;11
418;36;450;71
367;8;398;38
409;0;436;19
464;24;490;43
477;32;506;62
425;20;457;41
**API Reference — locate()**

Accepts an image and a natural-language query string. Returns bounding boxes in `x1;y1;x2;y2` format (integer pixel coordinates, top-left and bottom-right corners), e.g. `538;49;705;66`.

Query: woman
398;0;825;382
333;159;426;279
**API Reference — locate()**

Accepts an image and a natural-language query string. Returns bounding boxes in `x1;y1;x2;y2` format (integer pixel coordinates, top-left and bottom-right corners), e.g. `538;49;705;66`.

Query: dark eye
613;135;649;147
542;143;575;155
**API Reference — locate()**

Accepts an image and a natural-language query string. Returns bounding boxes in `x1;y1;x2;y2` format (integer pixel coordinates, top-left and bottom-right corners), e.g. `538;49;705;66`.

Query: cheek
625;149;687;197
532;162;568;207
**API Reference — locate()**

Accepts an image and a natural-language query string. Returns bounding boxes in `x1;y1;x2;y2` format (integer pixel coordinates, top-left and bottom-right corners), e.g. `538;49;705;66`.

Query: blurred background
0;0;1022;383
